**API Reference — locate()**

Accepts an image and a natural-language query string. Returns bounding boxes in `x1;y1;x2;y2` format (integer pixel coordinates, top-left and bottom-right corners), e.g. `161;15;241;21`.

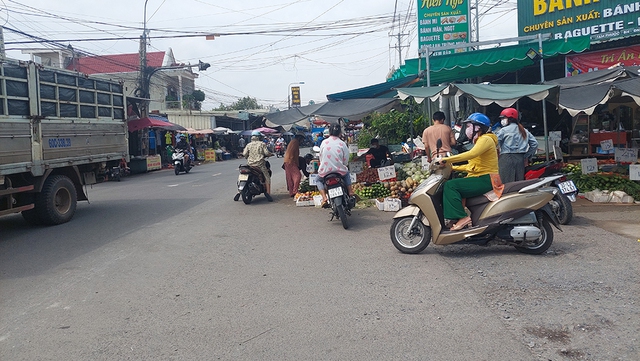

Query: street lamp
287;81;305;109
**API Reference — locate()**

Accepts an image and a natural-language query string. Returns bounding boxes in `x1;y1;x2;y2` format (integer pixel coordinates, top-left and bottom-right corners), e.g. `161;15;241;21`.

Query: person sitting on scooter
317;124;354;207
175;134;192;167
439;113;500;231
243;130;274;201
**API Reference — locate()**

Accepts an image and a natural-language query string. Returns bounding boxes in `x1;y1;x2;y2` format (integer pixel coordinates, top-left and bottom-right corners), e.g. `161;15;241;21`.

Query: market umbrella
282;131;294;136
254;127;278;133
240;130;253;136
212;126;232;134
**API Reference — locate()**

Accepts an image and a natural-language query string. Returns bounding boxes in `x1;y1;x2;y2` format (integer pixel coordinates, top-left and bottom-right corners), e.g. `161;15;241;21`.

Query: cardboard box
383;197;402;212
296;199;314;207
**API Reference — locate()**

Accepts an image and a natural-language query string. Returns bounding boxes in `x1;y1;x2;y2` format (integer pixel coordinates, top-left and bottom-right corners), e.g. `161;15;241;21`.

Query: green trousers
443;174;492;219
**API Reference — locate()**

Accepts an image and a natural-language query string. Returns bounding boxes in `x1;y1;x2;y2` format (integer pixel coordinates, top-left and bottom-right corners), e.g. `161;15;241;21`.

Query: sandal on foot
450;217;472;231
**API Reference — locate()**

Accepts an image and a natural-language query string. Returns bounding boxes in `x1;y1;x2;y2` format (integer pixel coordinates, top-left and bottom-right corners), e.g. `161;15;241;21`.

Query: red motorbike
525;159;577;225
275;143;285;158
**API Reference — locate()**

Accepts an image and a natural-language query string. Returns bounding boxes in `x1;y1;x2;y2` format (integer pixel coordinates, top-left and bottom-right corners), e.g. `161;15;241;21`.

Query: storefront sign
614;148;638;163
549;131;562;141
418;0;471;56
350;172;357;183
348;161;363;173
517;0;640;42
146;155;161;171
629;164;640;181
567;45;640;76
581;158;598;174
377;165;397;181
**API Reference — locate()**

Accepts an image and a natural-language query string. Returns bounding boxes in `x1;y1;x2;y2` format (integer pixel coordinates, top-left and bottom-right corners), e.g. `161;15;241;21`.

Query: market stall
127;116;186;173
544;66;640;158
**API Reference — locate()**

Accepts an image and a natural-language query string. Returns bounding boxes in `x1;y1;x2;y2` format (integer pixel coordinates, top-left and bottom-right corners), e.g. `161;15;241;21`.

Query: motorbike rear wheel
552;192;573;225
242;188;253;204
336;203;349;229
174;164;180;175
514;217;553;255
390;216;431;254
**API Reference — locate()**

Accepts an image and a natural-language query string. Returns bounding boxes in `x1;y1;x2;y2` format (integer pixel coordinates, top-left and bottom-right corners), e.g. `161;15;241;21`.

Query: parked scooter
172;150;192;175
524;159;577;225
234;162;272;204
324;173;356;229
390;141;562;255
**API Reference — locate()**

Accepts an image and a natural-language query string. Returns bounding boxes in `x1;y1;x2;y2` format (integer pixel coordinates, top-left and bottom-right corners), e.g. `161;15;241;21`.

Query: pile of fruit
353;183;391;199
564;162;640;199
298;178;314;193
401;161;430;185
356;167;379;183
294;190;320;201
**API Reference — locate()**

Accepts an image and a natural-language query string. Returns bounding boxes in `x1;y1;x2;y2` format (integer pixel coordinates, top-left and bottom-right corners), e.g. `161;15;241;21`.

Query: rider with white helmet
243;130;274;201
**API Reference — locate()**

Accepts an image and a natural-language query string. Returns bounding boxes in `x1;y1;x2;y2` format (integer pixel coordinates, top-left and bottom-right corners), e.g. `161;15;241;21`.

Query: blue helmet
464;113;491;127
251;130;263;137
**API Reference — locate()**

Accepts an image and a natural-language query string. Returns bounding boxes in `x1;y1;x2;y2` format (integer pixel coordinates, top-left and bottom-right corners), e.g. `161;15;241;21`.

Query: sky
1;0;518;110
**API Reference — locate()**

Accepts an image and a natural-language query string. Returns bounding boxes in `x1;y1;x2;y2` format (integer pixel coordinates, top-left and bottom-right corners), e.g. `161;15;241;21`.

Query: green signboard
518;0;640;42
418;0;471;56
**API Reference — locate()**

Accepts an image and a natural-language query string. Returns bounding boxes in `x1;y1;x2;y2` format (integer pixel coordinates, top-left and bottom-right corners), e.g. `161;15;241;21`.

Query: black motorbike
324;173;356;229
234;161;272;204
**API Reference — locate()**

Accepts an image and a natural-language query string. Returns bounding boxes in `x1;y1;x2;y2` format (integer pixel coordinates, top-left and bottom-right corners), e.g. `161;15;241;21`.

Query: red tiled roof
68;51;165;75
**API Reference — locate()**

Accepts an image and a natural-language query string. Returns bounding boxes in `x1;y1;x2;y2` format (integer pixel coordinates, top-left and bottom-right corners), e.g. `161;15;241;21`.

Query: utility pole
138;0;150;118
390;32;410;66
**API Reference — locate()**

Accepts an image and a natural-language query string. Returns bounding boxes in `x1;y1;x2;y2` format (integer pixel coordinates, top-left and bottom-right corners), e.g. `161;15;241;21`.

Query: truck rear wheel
36;175;77;225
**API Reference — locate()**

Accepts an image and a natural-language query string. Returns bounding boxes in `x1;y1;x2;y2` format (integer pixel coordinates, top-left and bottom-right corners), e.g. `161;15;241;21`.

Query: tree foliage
214;96;263;111
182;89;206;110
358;100;426;147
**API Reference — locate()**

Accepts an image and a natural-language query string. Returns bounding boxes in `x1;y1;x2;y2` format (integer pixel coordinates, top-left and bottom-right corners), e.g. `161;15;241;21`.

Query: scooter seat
464;179;541;208
502;179;539;194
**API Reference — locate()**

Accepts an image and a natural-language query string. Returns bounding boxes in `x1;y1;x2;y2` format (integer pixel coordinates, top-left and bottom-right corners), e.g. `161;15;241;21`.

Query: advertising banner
291;86;301;107
517;0;640;42
418;0;471;56
566;45;640;75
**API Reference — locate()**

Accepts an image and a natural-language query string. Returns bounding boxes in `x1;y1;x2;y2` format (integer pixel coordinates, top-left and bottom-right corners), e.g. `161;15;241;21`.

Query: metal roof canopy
419;33;556;160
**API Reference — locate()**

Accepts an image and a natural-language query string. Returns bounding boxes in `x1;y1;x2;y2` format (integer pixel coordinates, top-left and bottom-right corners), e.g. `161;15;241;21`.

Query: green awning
390;37;591;85
396;84;559;107
395;85;449;103
454;84;558;107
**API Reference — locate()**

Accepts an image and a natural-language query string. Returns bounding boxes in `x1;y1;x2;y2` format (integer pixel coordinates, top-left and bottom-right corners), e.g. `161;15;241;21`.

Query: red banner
566;46;640;76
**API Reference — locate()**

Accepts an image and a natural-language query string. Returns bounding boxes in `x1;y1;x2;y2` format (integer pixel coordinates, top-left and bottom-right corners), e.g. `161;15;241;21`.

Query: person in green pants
439;113;499;231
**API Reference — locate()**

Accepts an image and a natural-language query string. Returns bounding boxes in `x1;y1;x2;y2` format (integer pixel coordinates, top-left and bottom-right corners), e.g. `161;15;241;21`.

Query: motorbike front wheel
551;192;573;225
242;188;253;204
390;216;431;254
336;203;349;229
174;163;180;175
514;217;553;255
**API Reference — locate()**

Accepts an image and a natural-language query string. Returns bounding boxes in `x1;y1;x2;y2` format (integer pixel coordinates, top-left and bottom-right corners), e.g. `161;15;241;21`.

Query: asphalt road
1;156;639;360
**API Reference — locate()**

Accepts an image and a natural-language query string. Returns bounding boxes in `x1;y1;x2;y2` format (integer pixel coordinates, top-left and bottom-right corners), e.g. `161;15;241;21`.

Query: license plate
558;180;577;194
328;187;343;198
238;174;249;181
